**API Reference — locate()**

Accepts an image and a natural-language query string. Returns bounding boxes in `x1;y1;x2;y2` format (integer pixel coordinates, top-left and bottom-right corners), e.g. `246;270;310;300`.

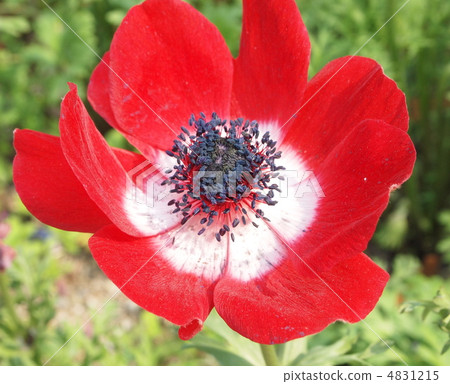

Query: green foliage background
0;0;449;366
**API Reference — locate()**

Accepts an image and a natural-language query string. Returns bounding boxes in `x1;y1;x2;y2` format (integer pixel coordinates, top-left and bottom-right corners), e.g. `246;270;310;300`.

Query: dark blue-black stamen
164;113;284;238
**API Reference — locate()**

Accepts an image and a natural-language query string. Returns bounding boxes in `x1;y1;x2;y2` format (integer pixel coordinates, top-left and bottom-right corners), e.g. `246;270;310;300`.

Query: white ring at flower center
152;122;319;282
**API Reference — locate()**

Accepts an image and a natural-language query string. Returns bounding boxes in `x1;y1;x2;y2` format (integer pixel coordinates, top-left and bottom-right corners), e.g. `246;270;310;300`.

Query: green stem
0;272;23;332
260;344;279;366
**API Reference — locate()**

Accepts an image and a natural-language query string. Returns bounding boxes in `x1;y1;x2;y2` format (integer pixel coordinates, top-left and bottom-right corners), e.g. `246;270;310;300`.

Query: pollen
163;113;285;238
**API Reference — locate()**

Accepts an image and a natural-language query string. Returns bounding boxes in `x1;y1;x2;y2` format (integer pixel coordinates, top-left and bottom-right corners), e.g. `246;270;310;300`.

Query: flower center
164;113;285;241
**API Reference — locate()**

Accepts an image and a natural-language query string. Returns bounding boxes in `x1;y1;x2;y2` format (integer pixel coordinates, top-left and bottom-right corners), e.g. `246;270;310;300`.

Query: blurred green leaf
0;16;30;37
442;340;450;355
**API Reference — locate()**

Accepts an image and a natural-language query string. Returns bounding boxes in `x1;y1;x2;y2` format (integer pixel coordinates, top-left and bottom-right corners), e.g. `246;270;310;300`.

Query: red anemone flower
13;0;415;344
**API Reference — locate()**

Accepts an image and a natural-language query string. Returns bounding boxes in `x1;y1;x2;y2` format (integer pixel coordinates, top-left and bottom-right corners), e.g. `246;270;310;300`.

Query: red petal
89;52;158;160
108;0;233;154
232;0;310;123
290;120;415;271
13;129;148;233
60;83;175;237
284;56;409;168
89;225;215;339
13;129;110;233
87;51;120;129
214;252;388;344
